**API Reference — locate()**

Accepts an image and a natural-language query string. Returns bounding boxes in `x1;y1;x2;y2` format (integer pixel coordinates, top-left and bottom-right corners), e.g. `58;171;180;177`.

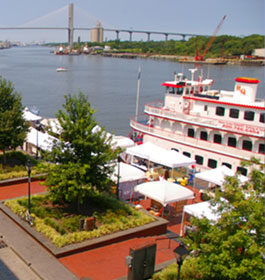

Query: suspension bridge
0;3;205;46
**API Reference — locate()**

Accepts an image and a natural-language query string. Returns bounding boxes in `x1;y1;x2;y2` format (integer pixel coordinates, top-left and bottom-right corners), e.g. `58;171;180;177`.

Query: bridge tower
68;3;74;49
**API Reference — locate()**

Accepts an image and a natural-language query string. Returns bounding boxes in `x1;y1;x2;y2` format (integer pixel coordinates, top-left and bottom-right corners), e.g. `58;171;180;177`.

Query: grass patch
4;193;155;247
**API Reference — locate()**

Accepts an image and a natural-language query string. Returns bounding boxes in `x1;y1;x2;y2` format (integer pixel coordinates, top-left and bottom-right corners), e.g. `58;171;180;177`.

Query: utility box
127;242;157;280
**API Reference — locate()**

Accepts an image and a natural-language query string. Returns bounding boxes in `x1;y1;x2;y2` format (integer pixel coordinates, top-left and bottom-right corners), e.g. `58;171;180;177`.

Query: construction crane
195;15;227;61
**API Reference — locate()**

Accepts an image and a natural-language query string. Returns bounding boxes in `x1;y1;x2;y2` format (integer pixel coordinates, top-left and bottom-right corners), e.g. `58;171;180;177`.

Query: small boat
56;67;68;72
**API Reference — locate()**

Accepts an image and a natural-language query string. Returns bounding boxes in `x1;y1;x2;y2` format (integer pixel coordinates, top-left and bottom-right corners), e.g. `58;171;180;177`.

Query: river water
0;47;264;136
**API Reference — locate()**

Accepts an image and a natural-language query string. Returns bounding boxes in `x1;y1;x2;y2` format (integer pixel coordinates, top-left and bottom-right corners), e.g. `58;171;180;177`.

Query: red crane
195;15;227;61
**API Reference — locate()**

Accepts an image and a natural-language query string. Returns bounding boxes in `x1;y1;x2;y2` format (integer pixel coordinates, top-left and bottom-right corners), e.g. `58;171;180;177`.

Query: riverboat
129;69;265;176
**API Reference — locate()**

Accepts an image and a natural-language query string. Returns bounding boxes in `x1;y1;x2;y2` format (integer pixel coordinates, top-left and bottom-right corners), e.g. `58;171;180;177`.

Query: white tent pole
180;209;185;236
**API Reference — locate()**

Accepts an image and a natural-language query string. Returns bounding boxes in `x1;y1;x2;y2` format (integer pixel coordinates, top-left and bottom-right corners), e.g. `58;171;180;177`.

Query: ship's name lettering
220;121;262;135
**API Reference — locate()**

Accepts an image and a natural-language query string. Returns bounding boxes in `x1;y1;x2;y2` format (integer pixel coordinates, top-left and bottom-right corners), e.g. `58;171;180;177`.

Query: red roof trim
161;83;183;88
183;96;265;110
235;77;260;84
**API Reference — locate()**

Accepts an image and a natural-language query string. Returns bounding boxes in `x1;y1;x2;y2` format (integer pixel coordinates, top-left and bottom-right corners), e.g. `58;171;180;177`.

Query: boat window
208;159;217;169
200;131;208;141
183;152;191;158
229;108;239;119
176;88;183;95
216;106;225;116
222;162;232;169
259;113;265;123
213;134;222;144
204;105;208;111
237;166;247;176
195;155;203;165
228;137;237;147
244;111;255;121
258;143;265;154
188;128;195;137
169;87;175;94
242;140;252;151
171;148;179;152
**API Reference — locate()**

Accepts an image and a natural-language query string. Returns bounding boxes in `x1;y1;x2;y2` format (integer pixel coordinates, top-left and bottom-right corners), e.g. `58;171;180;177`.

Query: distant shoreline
100;52;265;66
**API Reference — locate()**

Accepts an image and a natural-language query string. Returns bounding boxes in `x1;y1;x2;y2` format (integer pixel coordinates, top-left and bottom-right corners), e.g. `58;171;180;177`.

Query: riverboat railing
130;116;264;161
143;101;265;137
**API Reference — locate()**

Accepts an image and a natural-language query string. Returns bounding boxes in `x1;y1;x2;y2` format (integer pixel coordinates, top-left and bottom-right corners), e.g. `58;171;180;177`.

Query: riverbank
101;52;265;66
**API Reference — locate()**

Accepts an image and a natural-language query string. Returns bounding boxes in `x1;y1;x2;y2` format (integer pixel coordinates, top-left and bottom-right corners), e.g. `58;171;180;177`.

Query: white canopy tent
134;180;194;206
180;201;219;236
111;162;146;201
126;142;195;169
183;201;219;221
92;125;135;150
41;118;62;135
23;107;42;122
111;162;146;183
26;127;58;152
112;136;135;150
195;165;248;189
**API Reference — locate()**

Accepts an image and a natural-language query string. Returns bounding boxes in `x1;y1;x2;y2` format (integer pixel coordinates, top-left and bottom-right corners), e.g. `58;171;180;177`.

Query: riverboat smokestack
234;77;260;102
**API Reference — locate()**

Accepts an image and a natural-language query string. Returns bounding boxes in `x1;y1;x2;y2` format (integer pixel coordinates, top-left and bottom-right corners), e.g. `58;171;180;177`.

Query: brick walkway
0;180;202;280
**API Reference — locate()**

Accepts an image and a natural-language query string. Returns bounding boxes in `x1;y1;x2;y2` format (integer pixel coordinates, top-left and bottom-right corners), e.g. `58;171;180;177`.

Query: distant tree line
70;34;264;58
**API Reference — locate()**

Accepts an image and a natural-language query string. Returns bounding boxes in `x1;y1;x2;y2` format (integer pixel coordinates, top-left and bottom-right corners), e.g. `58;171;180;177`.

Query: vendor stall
195;165;248;191
111;162;146;201
180;201;219;236
134;180;194;217
126;142;196;181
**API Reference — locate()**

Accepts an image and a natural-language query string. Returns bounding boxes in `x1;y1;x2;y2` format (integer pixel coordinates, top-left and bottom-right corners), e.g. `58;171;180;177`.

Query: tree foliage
42;91;121;206
182;158;265;280
73;34;264;58
0;76;29;164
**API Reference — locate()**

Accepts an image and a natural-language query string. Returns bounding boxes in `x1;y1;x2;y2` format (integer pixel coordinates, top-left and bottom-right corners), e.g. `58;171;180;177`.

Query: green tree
182;158;265;280
0;77;29;165
42;91;121;207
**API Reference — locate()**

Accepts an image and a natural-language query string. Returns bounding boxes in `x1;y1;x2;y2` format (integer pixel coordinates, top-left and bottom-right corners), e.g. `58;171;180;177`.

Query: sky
0;0;264;43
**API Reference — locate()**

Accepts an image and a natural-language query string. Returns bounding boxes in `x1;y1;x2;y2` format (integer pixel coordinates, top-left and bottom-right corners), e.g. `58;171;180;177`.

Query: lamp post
25;159;33;224
116;156;122;200
174;242;189;280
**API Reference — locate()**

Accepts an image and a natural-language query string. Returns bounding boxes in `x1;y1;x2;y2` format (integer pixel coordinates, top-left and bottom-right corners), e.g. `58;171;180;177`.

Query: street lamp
174;242;189;280
25;159;33;225
116;156;122;200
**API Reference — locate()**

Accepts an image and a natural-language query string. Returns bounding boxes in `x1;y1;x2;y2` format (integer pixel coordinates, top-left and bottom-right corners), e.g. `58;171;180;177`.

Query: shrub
152;263;178;280
4;195;155;247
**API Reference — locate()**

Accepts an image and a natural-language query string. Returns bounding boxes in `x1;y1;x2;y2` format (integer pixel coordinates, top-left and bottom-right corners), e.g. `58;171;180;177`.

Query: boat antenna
199;69;203;82
189;68;197;81
135;66;142;121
